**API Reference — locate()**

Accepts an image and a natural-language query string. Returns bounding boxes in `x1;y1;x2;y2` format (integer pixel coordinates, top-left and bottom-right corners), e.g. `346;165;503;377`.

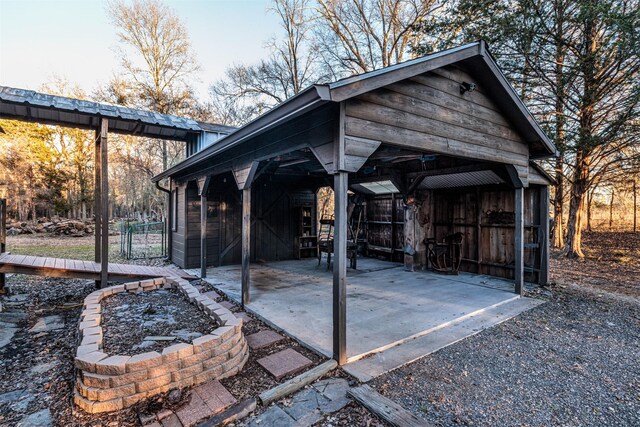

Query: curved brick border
73;277;248;414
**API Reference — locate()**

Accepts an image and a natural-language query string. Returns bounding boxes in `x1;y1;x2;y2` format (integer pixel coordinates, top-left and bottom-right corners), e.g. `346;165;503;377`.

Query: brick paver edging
73;277;249;414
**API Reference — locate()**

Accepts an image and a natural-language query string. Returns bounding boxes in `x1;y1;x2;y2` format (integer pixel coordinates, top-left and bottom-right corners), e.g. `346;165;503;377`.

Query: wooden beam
476;187;482;274
259;360;337;405
94;127;102;267
94;119;109;288
514;187;524;295
333;171;348;365
539;186;550;286
348;385;431;427
309;133;380;174
198;176;212;279
241;187;251;306
232;161;260;190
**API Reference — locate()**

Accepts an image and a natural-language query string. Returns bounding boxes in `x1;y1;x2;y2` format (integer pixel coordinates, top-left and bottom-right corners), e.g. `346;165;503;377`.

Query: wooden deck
0;252;195;282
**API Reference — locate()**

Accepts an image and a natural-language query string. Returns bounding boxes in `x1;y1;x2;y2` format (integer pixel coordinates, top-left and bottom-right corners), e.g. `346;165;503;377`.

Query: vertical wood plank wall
171;184;186;267
173;175;316;269
428;185;543;282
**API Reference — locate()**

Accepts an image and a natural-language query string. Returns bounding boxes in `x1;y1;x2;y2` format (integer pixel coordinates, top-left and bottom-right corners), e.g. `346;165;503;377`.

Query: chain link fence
119;221;167;260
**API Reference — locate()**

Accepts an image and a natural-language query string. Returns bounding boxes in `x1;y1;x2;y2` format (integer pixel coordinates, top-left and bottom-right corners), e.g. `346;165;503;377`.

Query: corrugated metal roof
197;121;237;134
0;86;228;142
418;170;504;189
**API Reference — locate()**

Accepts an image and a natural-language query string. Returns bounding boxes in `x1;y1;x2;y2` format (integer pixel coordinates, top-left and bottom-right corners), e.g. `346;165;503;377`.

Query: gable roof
153;41;556;182
0;86;228;141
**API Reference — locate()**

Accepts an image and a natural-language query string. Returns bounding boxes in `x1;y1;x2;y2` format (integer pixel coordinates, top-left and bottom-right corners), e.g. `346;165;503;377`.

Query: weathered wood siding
343;66;530;179
178;175;316;269
425;185;543;282
171;183;186;267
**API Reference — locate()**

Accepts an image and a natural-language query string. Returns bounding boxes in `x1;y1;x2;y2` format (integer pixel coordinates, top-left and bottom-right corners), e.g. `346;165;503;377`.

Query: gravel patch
101;288;217;355
371;286;640;426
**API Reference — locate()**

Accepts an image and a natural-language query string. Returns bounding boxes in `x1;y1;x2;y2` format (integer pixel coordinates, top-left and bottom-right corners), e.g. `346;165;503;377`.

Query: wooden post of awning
94;118;109;288
198;176;212;279
514;186;524;295
309;104;381;366
333;171;348;365
241;187;251;305
232;161;260;306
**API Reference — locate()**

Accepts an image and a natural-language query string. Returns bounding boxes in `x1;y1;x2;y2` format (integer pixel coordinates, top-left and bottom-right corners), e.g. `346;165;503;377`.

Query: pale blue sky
0;0;281;95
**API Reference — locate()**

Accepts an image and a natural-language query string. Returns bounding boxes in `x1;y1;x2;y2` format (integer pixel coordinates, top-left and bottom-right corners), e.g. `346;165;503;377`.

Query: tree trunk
586;189;593;232
565;12;596;258
633;181;637;232
609;188;615;229
565;150;590;258
551;2;566;248
552;156;565;247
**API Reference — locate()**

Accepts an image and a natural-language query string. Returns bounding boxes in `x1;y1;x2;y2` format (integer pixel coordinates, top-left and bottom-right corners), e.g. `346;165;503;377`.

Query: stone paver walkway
143;380;237;427
242;378;351;427
257;348;313;380
246;330;285;350
235;312;253;323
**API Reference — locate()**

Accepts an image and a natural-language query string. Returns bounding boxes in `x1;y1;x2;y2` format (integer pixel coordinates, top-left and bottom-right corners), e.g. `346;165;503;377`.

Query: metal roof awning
0;86;209;141
418;170;505;190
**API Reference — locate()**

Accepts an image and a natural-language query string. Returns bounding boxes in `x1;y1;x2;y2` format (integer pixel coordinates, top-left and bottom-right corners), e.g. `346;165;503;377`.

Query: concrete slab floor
195;258;539;373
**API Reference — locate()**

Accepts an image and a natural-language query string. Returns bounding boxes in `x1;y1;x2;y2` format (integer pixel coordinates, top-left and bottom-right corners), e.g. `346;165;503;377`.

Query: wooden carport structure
0;86;209;288
154;41;557;365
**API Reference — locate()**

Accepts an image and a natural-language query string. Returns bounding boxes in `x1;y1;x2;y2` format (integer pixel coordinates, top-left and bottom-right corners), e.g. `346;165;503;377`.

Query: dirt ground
550;231;640;298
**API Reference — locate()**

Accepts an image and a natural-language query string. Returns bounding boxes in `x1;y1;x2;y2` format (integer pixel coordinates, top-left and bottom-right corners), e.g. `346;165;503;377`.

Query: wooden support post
200;191;208;279
514;187;524;295
539;186;550;285
241;187;251;306
0;198;6;293
333;171;348;365
99;118;109;288
476;187;482;274
94;119;109;288
94;128;102;266
198;177;212;279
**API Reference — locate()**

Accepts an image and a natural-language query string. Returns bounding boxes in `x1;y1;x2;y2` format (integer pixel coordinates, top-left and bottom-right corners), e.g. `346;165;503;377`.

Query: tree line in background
0;0;638;258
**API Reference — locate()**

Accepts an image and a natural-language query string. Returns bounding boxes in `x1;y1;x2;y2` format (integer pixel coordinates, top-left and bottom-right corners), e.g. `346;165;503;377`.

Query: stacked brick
74;277;248;414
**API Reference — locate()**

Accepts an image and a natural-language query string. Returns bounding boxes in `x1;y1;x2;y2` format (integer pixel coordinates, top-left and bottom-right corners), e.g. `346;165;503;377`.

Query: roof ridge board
327;41;481;90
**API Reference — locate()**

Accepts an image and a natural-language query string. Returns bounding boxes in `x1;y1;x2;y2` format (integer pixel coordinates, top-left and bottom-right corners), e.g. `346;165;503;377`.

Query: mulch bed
101;288;217;356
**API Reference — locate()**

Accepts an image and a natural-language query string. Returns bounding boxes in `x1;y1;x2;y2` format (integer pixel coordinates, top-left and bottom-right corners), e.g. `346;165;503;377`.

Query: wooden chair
425;232;464;275
317;217;358;270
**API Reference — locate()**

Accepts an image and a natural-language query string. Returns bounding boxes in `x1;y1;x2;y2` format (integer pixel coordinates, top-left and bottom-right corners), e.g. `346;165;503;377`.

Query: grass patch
6;236;123;261
7;243;96;260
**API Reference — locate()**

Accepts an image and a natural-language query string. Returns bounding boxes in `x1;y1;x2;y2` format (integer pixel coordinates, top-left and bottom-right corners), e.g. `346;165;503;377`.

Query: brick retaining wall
73;277;248;414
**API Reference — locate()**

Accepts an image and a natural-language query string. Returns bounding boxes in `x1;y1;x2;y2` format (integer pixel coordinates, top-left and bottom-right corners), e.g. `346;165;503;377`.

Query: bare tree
209;0;321;125
105;0;200;170
314;0;442;77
